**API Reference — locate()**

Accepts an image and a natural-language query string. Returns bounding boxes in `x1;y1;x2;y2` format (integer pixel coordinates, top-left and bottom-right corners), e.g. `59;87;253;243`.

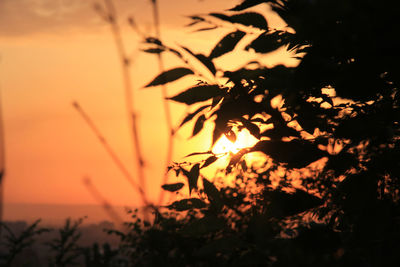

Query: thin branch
150;0;175;206
0;90;5;236
72;101;150;206
102;0;148;205
82;176;124;225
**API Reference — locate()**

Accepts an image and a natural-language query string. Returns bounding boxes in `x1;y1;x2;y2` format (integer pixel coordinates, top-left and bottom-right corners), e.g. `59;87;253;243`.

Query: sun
212;129;259;155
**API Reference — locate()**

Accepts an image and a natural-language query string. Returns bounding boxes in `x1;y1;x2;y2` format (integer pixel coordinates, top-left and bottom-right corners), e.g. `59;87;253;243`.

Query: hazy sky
0;0;292;221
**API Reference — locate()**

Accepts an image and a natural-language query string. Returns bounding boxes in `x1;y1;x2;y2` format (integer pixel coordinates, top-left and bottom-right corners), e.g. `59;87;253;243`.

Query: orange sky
0;0;293;218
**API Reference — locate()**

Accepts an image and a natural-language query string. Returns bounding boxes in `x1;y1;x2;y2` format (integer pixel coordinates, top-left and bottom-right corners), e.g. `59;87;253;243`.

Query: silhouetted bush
2;0;400;266
133;0;400;266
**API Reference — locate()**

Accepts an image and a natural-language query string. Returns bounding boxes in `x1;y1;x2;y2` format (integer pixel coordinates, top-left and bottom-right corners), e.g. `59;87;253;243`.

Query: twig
72;101;149;206
150;0;175;206
0;90;5;236
102;0;148;205
82;177;124;226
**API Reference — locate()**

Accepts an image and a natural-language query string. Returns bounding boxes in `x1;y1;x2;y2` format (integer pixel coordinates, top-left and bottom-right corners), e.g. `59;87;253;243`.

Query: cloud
0;0;237;38
0;0;103;37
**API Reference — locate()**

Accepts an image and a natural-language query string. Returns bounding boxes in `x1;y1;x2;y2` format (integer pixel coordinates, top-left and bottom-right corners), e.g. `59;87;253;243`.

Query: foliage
3;0;400;266
83;243;119;267
136;0;400;266
46;217;85;267
0;219;50;266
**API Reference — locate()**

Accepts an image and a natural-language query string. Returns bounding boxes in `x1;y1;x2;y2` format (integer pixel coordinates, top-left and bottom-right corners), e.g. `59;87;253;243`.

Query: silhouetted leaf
211;12;268;30
209;30;246;59
209;13;231;21
166;198;206;211
182;163;200;195
161;183;184;192
168;85;222;105
240;118;261;139
167;48;183;59
251;139;328;168
144;37;162;46
192;114;206;137
144;67;194;87
229;0;269;11
212;116;227;146
141;48;164;54
193;26;218;32
184;151;213;157
245;31;284;54
181;46;217;75
185;15;205;27
203;178;223;210
201;155;218;168
179;105;210;128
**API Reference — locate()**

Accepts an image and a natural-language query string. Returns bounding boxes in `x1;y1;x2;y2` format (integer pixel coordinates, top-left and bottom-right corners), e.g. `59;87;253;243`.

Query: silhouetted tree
117;0;400;266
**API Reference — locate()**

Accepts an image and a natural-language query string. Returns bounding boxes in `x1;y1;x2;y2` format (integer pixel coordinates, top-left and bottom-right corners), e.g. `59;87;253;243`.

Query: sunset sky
0;0;293;221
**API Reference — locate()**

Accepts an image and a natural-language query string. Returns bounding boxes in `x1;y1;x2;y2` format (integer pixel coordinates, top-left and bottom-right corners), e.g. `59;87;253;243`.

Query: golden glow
212;129;259;155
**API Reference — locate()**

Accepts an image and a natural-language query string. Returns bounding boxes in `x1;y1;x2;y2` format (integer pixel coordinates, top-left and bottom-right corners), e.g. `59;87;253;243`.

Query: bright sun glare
212;130;259;155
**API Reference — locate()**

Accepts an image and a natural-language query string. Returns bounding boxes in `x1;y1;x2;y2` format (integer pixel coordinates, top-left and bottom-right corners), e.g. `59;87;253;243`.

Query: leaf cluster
137;0;400;266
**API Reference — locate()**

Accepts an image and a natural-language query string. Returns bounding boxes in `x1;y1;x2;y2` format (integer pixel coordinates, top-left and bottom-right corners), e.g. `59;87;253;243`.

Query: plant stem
72;101;149;206
82;177;124;225
0;91;5;236
151;0;175;206
103;0;148;206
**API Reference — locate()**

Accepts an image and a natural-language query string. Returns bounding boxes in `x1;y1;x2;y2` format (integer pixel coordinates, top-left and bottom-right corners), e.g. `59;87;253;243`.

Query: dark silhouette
2;0;400;266
136;0;400;266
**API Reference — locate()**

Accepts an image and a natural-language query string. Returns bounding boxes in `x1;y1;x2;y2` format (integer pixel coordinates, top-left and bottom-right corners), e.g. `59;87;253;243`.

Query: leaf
212;117;226;146
161;182;184;192
144;67;194;87
209;13;231;21
201;155;218;168
229;0;269;11
174;168;181;177
231;12;268;30
184;151;213;157
182;164;200;195
144;37;162;46
203;178;223;210
166;198;207;211
167;48;183;59
181;46;216;75
192;114;206;137
209;30;246;59
193;26;218;32
168;85;222;105
245;31;284;54
251;140;328;169
210;12;268;30
179;105;210;128
185;15;205;27
240;118;261;139
141;48;164;54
